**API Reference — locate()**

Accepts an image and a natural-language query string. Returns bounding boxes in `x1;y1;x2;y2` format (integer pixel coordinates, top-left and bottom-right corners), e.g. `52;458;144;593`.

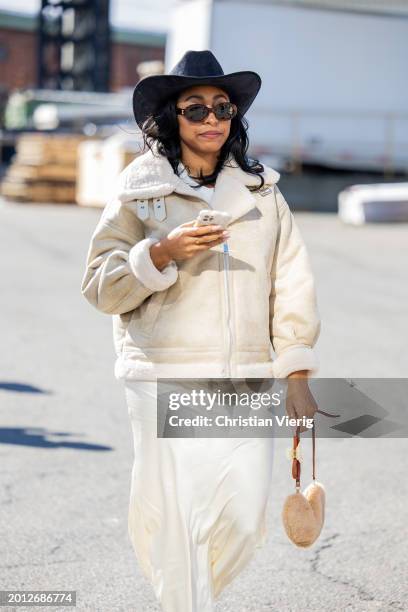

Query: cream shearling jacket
80;143;321;381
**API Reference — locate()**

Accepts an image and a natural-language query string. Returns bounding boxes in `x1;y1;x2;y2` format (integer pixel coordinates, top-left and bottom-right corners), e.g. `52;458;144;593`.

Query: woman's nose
205;111;219;125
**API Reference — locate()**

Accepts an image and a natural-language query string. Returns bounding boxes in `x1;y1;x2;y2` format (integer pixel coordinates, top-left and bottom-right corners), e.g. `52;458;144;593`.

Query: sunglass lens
182;102;236;121
185;104;207;121
215;103;235;120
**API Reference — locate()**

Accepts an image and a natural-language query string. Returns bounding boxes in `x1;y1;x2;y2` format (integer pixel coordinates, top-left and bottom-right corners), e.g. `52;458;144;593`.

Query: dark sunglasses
176;101;238;122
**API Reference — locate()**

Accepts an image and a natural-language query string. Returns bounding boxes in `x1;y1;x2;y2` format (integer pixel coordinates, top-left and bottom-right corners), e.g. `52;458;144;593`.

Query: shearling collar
117;141;281;224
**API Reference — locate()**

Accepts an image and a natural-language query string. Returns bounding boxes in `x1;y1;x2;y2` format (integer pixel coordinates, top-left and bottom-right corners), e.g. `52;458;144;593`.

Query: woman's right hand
150;220;230;270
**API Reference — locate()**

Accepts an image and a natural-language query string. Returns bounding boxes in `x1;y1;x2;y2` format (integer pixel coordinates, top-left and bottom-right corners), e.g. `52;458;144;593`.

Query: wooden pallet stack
76;133;142;207
1;133;87;203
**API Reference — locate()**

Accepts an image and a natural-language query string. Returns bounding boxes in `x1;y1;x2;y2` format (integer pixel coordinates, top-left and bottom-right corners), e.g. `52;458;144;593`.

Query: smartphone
194;209;232;229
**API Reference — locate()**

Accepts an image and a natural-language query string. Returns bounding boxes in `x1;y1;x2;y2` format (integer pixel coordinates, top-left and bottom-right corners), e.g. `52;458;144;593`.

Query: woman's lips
198;132;222;139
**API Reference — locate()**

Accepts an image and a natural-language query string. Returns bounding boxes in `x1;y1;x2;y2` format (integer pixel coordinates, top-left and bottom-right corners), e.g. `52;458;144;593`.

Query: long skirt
124;379;275;612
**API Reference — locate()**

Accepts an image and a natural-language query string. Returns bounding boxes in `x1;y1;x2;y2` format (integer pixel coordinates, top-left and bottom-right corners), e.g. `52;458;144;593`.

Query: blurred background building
0;6;165;93
0;0;407;214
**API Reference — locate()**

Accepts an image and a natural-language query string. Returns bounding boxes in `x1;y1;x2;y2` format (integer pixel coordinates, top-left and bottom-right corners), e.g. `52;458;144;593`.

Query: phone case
194;209;232;228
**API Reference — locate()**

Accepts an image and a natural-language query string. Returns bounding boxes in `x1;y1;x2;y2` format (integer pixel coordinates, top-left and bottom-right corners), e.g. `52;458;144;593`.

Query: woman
81;50;321;611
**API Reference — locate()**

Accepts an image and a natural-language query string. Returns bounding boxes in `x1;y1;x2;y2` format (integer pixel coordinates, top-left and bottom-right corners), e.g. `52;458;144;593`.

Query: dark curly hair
139;91;266;192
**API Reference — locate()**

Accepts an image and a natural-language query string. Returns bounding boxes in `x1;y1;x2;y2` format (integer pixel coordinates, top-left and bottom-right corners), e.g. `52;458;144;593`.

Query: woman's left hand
285;371;318;433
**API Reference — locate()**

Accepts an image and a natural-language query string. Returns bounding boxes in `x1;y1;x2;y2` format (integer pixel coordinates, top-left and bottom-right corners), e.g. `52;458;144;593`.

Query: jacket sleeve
269;185;321;378
80;196;178;315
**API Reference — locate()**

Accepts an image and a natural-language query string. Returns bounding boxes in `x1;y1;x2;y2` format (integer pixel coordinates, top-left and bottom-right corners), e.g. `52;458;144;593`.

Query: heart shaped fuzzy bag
282;409;339;548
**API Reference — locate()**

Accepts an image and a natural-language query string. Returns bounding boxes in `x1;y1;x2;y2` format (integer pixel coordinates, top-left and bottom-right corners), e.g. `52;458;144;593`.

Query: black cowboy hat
132;49;262;130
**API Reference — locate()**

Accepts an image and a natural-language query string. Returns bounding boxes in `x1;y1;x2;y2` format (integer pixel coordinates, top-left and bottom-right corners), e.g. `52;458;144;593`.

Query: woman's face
176;84;232;155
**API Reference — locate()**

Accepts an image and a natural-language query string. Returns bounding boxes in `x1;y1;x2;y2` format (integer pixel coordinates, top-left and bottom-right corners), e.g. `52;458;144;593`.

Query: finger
285;399;297;421
184;224;224;236
179;220;196;227
285;401;298;433
189;232;226;244
301;403;317;419
191;237;227;251
293;407;313;433
186;226;225;237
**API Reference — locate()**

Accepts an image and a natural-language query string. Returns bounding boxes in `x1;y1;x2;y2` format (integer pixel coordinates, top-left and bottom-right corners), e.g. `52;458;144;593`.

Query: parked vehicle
338;182;408;224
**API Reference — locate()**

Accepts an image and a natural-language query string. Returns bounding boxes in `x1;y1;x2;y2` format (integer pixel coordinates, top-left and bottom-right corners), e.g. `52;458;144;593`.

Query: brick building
0;9;166;93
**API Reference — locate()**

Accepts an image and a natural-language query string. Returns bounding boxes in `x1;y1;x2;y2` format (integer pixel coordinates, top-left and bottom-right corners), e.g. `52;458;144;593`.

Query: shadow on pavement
0;427;113;451
0;381;52;394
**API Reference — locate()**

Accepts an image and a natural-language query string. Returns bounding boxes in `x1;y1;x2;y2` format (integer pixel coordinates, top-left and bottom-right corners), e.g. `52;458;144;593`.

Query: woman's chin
194;140;224;154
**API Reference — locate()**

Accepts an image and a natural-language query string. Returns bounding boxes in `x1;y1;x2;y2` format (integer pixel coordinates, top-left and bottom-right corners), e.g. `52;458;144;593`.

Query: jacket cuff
272;344;319;379
129;237;178;292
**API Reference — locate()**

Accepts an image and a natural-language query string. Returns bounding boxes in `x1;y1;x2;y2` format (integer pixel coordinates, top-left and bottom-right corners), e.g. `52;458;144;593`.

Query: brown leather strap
292;408;340;489
316;408;341;418
292;430;301;487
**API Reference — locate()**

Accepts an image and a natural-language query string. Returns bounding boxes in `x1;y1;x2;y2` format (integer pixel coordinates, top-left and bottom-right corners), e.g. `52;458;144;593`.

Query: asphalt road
0;197;407;611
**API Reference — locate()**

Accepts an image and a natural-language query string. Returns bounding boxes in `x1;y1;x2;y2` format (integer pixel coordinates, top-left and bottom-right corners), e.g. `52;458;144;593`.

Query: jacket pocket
138;289;168;337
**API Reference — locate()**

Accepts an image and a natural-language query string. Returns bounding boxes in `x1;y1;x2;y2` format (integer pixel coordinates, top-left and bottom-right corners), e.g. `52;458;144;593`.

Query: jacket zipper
191;193;234;378
222;240;233;378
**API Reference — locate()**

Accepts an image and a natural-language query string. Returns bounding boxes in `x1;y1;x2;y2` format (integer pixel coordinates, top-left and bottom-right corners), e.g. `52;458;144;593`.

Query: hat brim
132;71;261;129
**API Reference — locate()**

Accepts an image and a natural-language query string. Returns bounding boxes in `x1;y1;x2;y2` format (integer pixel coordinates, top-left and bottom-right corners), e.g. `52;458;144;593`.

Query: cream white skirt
124;379;275;612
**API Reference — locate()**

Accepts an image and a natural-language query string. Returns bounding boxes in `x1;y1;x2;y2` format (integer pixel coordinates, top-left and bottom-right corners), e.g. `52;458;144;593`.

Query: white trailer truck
167;0;408;174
